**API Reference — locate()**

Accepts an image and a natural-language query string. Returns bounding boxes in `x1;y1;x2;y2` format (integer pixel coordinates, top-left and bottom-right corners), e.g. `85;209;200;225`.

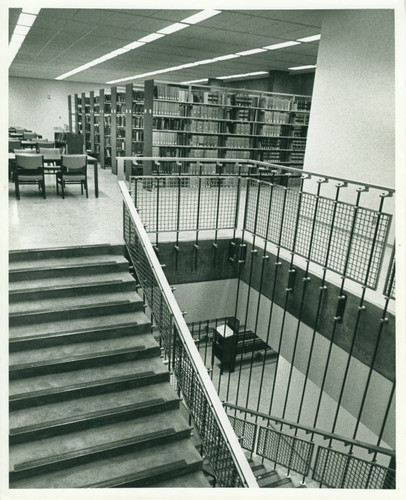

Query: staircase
9;244;209;488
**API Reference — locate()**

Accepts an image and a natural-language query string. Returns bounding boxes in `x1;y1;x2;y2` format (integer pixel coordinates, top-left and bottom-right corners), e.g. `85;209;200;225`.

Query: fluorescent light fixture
17;13;36;27
10;33;26;45
178;62;201;69
23;7;40;15
122;41;146;50
288;64;316;71
14;25;30;36
138;33;165;43
180;79;208;84
211;54;240;61
218;71;268;80
194;58;216;65
236;48;267;56
181;10;221;25
158;22;188;35
263;41;301;50
296;34;321;42
9;9;40;66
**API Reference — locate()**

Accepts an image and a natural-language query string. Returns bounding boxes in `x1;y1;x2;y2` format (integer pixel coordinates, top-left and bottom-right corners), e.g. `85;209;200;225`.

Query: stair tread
9;271;135;293
9;254;129;272
10;438;202;488
10;356;166;399
9;332;157;367
10;380;176;432
9;290;142;316
10;408;189;471
157;470;210;487
9;310;149;340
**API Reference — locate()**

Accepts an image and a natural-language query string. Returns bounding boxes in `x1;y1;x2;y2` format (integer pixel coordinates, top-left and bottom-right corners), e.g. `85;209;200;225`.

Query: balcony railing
117;155;396;489
118;180;258;488
224;403;395;489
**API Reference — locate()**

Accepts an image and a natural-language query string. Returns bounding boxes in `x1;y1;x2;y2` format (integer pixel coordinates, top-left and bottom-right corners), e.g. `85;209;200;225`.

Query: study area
5;3;402;494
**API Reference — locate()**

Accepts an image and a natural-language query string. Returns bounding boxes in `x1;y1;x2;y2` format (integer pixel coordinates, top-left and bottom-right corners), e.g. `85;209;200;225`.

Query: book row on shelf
70;79;311;173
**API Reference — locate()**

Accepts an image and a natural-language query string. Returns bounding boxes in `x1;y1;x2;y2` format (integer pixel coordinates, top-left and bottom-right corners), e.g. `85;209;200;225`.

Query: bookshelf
103;89;112;169
68;80;311;173
93;91;101;158
146;80;311;167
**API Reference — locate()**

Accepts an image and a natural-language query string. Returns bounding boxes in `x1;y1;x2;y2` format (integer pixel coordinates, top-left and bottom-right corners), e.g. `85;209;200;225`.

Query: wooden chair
9;139;21;152
14;154;46;200
23;131;37;140
36;141;55;152
40;148;62;181
56;154;88;199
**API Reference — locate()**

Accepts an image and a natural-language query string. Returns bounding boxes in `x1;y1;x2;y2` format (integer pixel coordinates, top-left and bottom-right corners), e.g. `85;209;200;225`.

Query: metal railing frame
116;156;395;194
118;180;258;488
224;403;395;488
116;156;396;489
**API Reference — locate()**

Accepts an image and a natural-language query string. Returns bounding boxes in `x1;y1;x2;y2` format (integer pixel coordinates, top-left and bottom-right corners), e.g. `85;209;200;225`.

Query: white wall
236;281;395;449
173;279;237;323
9;77;102;141
171;277;395;448
304;10;395;206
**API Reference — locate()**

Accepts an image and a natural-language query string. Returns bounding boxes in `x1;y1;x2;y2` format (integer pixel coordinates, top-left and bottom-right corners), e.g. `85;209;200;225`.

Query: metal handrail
224;403;395;458
118;180;258;488
116;156;395;194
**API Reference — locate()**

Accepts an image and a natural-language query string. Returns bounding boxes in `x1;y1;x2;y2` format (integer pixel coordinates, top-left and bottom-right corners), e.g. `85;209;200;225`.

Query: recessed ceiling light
212;54;241;61
14;25;30;36
194;59;216;65
138;33;165;43
158;23;188;35
10;33;26;45
263;41;301;50
180;79;209;84
236;48;267;56
17;13;37;27
181;10;221;25
296;34;321;43
122;41;146;50
22;8;40;15
218;71;268;80
288;65;317;71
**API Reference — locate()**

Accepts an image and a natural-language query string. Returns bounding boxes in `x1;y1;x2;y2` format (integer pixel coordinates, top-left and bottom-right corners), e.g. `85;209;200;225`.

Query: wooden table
9;154;99;198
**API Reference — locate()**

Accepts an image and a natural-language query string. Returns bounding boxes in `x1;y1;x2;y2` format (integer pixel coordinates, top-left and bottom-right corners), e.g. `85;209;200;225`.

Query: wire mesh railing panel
121;184;257;488
172;327;243;487
256;426;314;476
244;179;392;289
132;176;239;233
228;415;256;453
124;205;173;351
384;247;396;299
313;446;395;489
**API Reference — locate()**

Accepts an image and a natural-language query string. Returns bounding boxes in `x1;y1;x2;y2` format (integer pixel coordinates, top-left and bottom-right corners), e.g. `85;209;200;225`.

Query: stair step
10;409;191;480
10;357;169;410
9;272;137;302
9;310;150;351
10;382;180;444
9;244;126;263
9;254;130;282
10;439;203;488
157;470;210;487
9;291;143;326
9;333;160;379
